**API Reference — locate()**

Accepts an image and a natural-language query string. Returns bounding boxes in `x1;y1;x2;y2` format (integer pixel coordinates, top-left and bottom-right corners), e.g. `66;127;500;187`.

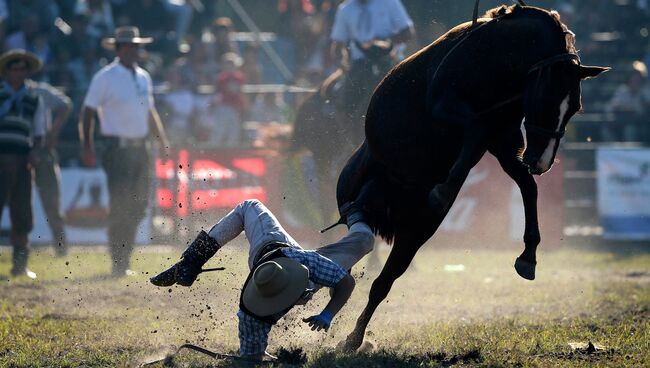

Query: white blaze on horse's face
537;93;570;173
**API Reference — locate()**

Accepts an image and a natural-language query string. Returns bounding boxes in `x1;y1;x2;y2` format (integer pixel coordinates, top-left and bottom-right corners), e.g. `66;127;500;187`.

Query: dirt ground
0;241;648;367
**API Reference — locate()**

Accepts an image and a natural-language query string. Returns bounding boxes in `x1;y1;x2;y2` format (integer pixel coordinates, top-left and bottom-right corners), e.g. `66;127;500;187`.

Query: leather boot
11;246;37;279
150;230;221;287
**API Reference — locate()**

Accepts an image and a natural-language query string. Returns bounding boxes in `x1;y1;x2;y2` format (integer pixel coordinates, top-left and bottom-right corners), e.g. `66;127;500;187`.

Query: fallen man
150;198;374;361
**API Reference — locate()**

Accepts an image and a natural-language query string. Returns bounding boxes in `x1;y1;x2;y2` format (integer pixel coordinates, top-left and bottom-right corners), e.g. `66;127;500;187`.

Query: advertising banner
151;148;272;243
597;148;650;240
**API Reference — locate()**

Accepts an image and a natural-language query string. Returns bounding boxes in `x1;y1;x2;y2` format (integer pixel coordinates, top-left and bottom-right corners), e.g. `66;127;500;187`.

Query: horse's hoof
340;334;363;352
514;257;536;280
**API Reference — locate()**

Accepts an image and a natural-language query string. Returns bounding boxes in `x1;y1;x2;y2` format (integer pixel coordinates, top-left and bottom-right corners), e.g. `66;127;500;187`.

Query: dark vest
0;87;39;154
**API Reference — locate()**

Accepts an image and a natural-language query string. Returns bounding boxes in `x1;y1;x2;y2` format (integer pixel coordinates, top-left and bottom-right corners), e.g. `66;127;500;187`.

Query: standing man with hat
150;198;375;361
79;26;170;276
0;49;47;278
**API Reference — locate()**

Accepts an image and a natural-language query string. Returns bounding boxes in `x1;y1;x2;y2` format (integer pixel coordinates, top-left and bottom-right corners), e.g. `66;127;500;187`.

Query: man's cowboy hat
102;26;153;49
0;49;42;77
242;257;309;317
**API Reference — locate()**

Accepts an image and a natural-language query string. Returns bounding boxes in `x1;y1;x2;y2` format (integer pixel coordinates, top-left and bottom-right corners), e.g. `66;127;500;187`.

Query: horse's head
519;25;608;175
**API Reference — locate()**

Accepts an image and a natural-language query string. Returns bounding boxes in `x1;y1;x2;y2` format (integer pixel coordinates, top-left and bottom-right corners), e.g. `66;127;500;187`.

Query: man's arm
79;106;97;167
330;40;350;70
47;97;72;149
149;107;170;154
303;273;355;331
323;273;355;317
390;25;414;45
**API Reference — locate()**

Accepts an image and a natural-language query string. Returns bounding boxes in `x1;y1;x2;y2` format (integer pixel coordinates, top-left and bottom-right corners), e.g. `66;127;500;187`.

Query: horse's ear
577;65;610;80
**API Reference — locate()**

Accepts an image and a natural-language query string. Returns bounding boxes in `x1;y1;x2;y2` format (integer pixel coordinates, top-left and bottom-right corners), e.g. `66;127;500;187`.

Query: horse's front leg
342;236;422;352
494;150;539;280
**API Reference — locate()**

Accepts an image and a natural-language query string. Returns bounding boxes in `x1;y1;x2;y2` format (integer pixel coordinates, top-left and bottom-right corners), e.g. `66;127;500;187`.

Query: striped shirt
238;247;347;356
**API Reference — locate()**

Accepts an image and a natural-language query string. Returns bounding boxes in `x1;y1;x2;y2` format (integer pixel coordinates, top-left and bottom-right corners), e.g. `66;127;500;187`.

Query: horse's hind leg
493;148;540;280
342;234;423;352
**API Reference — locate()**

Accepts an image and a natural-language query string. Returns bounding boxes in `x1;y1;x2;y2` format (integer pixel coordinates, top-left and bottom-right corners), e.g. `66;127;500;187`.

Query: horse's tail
335;142;396;244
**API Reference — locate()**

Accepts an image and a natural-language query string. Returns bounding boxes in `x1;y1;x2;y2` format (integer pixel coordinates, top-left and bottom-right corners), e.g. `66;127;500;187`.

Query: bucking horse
333;2;608;351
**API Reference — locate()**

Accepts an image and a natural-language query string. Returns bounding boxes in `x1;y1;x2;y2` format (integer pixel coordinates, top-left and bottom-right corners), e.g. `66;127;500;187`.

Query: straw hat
242;257;309;317
102;26;153;49
0;49;42;77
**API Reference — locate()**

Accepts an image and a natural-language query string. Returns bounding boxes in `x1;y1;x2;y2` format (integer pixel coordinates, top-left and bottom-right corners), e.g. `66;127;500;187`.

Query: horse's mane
482;4;576;54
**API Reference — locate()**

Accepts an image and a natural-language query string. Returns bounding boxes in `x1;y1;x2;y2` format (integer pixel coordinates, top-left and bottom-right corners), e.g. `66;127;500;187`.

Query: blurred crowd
0;0;649;147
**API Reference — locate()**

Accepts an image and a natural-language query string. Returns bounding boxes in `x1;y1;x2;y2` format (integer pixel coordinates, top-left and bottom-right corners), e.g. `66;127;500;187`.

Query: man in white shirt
330;0;414;120
79;27;170;276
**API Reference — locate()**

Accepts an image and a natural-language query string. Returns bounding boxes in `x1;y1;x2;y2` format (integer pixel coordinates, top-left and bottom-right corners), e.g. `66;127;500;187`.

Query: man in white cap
151;197;375;361
79;26;170;276
0;49;46;278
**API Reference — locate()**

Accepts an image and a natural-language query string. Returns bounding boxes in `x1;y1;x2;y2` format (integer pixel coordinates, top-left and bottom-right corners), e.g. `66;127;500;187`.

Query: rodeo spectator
4;14;53;67
151;197;375;361
160;61;195;144
206;17;239;66
209;51;247;147
78;26;170;276
0;49;46;279
73;0;115;42
329;0;414;117
30;76;73;257
603;60;650;142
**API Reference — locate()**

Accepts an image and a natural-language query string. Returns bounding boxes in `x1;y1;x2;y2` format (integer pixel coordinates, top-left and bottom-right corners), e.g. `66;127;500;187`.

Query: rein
139;343;275;367
478;52;580;116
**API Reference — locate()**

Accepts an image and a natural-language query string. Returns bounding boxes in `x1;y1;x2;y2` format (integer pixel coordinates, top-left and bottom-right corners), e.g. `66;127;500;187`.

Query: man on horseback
330;0;414;120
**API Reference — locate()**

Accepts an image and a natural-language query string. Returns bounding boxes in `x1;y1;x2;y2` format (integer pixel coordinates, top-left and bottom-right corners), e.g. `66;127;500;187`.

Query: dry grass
0;241;648;367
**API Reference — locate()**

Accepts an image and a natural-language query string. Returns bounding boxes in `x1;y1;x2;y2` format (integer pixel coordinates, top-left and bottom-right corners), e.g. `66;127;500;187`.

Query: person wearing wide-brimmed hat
0;49;47;279
151;197;376;361
78;26;169;277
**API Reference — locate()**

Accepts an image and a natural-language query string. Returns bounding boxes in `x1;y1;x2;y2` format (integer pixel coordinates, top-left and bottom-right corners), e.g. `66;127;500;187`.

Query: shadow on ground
309;348;482;368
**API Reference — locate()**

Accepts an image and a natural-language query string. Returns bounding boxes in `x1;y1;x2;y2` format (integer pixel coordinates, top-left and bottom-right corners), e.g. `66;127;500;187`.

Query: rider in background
329;0;414;118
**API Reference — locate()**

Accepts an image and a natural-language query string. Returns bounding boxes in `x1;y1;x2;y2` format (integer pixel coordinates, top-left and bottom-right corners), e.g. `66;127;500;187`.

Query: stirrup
320;201;357;233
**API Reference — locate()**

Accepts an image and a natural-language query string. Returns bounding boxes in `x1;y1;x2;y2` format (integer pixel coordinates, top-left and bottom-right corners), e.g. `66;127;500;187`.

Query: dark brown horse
335;4;608;351
289;42;394;229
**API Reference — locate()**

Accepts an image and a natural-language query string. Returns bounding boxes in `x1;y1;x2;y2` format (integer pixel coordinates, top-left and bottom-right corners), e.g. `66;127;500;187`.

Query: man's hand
44;131;58;151
27;150;40;169
303;310;333;332
80;146;96;167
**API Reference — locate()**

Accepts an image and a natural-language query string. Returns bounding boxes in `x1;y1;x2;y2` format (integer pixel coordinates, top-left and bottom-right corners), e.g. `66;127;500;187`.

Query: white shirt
83;58;154;139
27;80;71;131
330;0;413;60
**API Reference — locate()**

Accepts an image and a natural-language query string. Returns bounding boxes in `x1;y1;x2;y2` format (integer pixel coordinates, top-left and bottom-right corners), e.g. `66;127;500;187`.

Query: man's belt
104;136;148;148
252;242;291;267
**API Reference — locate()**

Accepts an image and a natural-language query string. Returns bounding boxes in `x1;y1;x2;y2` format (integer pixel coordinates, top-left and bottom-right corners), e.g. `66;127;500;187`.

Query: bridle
522;52;581;139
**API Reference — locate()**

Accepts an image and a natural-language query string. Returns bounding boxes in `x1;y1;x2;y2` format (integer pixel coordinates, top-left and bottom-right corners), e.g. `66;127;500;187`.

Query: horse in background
334;4;608;351
288;42;395;229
